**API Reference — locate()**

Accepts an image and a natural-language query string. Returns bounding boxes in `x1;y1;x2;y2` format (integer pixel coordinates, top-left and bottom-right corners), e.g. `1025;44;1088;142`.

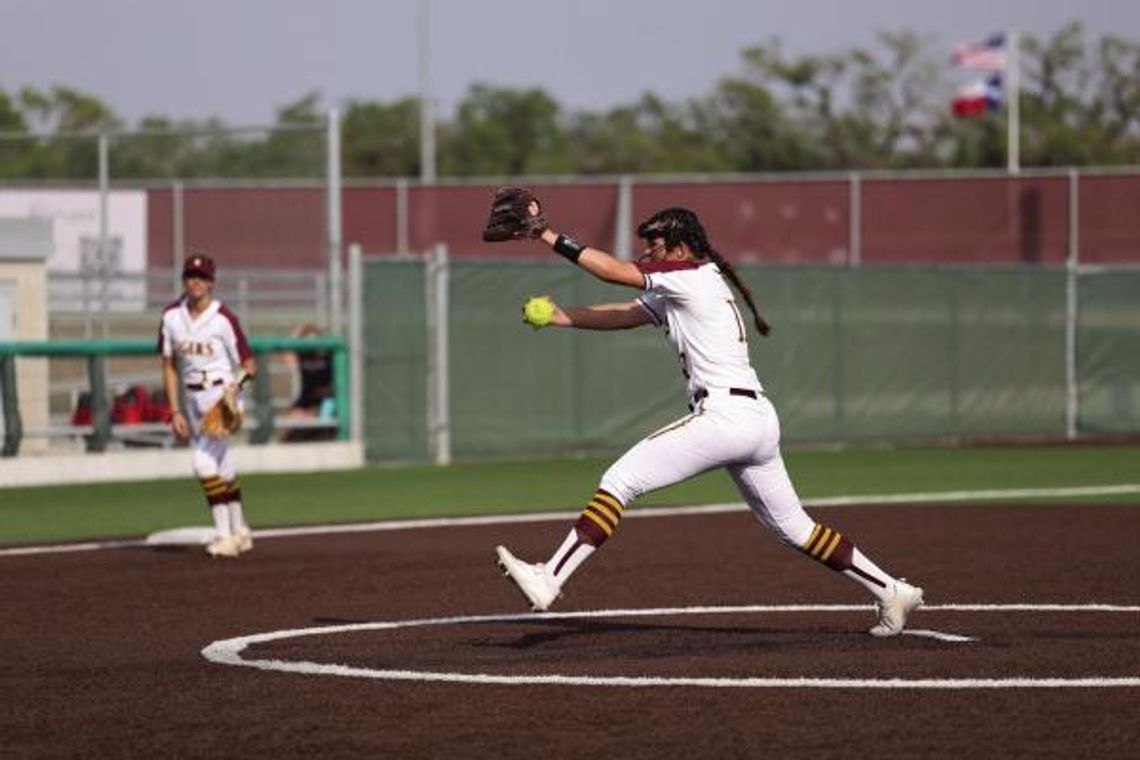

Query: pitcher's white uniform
601;260;814;549
158;297;252;480
495;206;922;636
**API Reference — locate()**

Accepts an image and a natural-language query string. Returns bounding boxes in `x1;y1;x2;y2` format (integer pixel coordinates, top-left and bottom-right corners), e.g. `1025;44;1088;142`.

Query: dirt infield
3;503;1139;759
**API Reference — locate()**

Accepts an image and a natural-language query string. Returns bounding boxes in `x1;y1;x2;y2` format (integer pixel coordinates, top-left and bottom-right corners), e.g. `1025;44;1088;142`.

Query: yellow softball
522;295;556;328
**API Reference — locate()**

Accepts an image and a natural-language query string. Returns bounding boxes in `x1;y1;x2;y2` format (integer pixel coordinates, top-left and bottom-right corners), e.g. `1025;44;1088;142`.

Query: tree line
1;21;1137;180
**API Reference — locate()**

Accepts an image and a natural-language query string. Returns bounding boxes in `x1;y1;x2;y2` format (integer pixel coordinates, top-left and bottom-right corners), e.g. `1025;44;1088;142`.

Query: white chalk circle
201;603;1140;690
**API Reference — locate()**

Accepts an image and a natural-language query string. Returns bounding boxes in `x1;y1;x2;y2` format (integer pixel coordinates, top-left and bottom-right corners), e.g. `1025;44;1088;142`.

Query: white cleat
206;534;240;559
869;579;924;637
233;526;254;554
495;545;561;612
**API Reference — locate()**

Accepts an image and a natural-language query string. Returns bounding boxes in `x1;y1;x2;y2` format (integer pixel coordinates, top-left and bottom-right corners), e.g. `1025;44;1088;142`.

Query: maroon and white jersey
157;297;253;386
636;261;762;398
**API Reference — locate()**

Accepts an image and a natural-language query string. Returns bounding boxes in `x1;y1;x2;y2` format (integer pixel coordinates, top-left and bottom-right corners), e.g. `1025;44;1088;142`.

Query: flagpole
1007;28;1020;174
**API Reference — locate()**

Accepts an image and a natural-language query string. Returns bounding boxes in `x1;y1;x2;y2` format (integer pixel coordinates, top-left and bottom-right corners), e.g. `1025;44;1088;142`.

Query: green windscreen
364;260;1126;461
363;260;428;460
751;267;1066;441
1077;270;1140;433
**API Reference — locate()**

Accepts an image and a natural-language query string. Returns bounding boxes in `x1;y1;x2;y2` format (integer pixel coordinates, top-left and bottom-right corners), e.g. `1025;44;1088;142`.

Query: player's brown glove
200;385;243;438
481;186;548;242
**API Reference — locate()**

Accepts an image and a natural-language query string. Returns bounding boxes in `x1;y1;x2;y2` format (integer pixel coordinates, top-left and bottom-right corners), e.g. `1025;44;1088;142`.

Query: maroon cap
182;254;216;280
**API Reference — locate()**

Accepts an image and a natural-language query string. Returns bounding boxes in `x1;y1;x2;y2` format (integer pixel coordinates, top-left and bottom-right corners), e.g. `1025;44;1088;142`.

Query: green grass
2;444;1138;544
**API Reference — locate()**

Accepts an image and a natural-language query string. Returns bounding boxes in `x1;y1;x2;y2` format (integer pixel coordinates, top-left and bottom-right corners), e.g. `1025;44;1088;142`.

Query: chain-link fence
363;256;1140;463
1;120;338;443
0;119;338;329
1;116;1138;459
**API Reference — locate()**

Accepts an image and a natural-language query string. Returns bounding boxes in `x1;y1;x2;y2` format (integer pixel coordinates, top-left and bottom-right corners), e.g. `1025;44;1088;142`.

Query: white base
0;441;365;488
145;526;218;546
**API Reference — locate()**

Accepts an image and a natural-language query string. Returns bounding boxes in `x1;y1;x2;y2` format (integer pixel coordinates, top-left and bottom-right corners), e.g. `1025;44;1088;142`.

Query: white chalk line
4;482;1140;558
201;604;1140;690
904;629;977;642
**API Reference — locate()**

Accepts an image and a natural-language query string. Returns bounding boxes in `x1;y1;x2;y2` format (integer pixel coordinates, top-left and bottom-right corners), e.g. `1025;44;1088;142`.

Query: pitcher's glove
482;186;548;242
200;385;243;438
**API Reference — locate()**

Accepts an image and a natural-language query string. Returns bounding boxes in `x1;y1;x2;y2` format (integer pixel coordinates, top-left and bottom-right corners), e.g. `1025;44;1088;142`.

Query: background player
495;204;924;636
158;254;258;558
278;323;335;442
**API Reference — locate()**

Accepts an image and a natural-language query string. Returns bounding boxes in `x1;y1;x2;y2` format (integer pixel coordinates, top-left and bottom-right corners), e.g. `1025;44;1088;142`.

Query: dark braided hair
637;207;771;337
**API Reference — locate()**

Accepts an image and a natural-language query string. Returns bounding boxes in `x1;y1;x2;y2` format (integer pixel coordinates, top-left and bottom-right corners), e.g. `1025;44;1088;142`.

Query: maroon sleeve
156;301;180;355
218;304;254;363
635;261;702;273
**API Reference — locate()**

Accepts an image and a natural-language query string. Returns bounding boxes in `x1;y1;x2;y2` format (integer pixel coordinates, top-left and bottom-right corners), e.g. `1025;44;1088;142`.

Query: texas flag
952;74;1003;117
951;33;1008;72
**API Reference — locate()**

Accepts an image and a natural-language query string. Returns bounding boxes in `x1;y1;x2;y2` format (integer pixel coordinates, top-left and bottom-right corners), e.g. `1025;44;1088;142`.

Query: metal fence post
424;250;435;458
419;0;437;183
396;177;410;254
327;108;343;336
615;176;633;260
849;172;862;268
250;353;274;444
1065;169;1080;440
98;132;111;338
81;263;93;340
348;243;364;443
315;271;329;331
172;180;185;293
86;355;110;452
426;243;450;465
1;355;22;457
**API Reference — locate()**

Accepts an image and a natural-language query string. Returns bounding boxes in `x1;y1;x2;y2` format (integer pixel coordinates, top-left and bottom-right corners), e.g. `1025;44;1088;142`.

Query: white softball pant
185;383;239;481
599;390;816;548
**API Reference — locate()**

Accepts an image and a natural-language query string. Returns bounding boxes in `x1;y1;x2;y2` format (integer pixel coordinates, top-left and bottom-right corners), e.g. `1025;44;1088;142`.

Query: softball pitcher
494;203;924;637
158;255;258;559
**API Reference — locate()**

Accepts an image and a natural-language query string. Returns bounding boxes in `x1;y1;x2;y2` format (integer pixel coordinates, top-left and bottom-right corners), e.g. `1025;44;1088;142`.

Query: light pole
419;0;436;183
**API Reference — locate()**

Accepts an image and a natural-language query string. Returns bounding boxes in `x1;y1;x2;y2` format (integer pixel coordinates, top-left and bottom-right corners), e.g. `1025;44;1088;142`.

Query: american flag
951;33;1007;72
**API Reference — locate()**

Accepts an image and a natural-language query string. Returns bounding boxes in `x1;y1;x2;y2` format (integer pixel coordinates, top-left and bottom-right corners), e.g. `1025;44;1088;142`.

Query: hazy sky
2;0;1135;127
